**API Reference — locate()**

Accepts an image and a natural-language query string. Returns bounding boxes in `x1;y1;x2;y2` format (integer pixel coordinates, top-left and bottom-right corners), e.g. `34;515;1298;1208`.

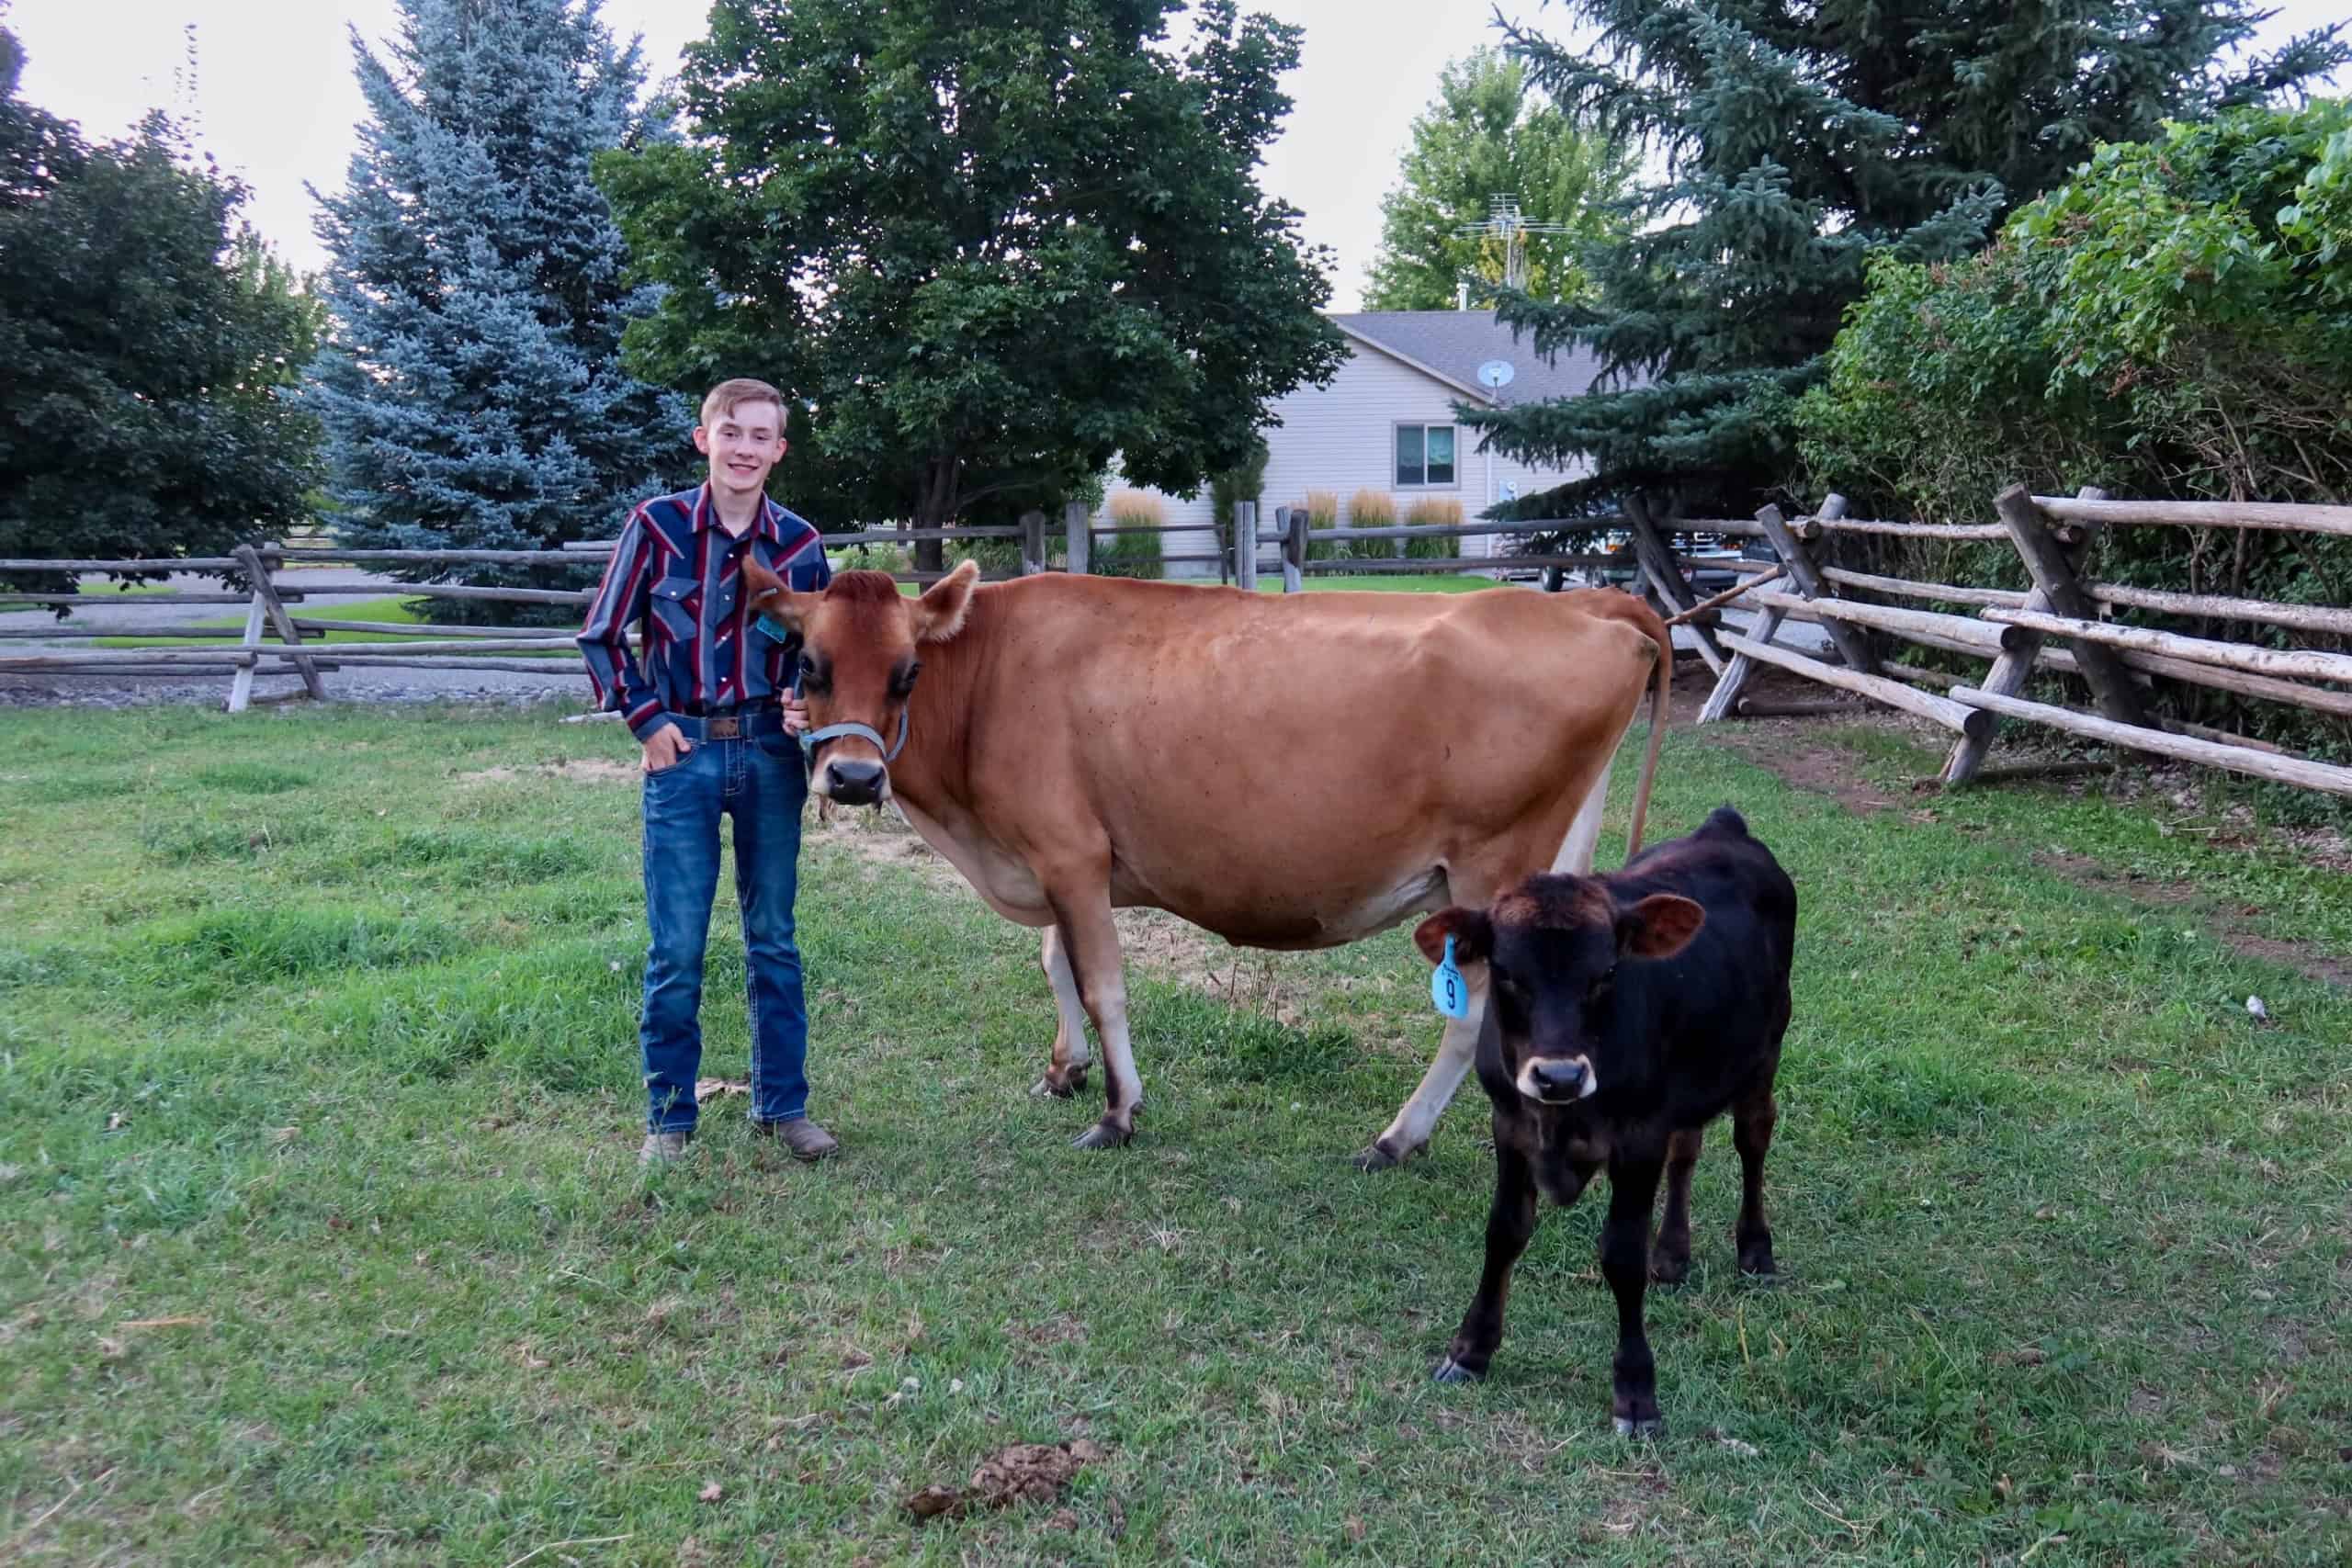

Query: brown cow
743;558;1671;1162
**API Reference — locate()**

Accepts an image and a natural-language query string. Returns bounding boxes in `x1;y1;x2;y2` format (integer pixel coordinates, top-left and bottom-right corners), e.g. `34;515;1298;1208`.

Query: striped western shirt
577;484;832;740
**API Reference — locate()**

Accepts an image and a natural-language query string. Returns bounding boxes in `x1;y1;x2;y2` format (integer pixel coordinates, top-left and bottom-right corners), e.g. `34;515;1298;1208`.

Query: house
1099;310;1609;576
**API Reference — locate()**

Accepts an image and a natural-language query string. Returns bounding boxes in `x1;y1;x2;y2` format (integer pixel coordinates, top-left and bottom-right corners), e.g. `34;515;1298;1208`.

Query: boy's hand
641;723;692;773
784;694;809;736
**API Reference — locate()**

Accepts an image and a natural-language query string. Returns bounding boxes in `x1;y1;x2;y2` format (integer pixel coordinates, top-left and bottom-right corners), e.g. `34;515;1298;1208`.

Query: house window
1395;423;1456;488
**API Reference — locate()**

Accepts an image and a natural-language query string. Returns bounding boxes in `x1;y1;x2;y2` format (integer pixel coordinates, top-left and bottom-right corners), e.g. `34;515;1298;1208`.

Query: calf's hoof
1431;1356;1485;1384
1071;1117;1132;1151
1349;1137;1414;1173
1649;1250;1691;1287
1738;1244;1778;1279
1611;1413;1664;1439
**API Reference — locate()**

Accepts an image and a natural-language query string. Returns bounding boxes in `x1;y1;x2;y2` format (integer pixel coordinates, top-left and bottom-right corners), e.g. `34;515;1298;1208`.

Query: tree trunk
912;456;957;575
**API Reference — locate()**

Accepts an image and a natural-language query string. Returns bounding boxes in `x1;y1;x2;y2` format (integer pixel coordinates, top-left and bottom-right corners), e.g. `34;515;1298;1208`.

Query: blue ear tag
756;613;791;643
1431;935;1471;1019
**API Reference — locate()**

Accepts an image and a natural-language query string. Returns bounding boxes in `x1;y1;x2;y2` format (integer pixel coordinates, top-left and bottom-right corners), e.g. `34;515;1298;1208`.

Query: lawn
87;596;585;652
0;705;2346;1565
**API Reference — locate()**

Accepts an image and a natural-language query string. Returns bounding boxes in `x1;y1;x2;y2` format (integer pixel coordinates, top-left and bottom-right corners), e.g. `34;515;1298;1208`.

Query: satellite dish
1476;359;1516;389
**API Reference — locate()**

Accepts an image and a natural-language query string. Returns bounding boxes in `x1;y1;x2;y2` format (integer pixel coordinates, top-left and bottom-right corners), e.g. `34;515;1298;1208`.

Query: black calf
1418;806;1797;1436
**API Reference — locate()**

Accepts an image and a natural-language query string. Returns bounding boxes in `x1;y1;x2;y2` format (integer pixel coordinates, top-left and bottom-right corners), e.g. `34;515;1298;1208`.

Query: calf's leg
1732;1080;1779;1277
1601;1156;1666;1436
1650;1126;1703;1284
1433;1139;1538;1382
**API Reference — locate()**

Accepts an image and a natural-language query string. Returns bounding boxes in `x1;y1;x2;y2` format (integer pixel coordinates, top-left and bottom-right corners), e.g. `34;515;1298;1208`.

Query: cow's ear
743;555;820;633
1413;908;1492;967
914;558;980;644
1619;893;1704;960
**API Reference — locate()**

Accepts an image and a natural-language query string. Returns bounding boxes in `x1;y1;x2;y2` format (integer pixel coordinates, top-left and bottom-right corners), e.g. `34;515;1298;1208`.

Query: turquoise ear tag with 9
1431;935;1470;1019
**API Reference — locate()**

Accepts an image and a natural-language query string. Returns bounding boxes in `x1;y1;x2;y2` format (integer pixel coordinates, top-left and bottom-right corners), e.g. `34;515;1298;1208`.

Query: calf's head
741;557;978;807
1414;874;1704;1105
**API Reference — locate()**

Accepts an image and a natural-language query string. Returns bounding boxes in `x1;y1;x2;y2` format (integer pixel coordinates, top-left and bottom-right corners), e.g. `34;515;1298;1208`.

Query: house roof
1327;310;1611;407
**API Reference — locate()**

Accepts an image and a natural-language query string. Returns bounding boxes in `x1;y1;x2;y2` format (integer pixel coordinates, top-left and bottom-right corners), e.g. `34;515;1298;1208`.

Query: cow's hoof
1350;1137;1413;1172
1738;1247;1779;1279
1612;1414;1664;1439
1431;1357;1484;1384
1031;1067;1087;1100
1071;1119;1131;1151
1650;1252;1691;1287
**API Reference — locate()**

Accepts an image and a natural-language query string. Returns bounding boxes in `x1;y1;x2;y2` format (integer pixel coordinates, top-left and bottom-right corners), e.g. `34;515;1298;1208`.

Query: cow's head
741;558;978;807
1414;874;1703;1106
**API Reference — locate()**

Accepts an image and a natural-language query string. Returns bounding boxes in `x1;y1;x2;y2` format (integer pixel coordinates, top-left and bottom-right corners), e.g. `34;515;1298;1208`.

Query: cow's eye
889;662;922;699
1587;969;1616;1003
797;655;830;693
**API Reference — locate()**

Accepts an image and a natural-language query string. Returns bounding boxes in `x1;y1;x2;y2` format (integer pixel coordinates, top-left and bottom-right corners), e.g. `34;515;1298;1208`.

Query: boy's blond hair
699;378;786;427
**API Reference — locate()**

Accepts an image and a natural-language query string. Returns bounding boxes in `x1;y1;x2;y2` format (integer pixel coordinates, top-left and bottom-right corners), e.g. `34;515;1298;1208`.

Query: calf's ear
1413;908;1493;966
1618;893;1705;960
743;556;820;633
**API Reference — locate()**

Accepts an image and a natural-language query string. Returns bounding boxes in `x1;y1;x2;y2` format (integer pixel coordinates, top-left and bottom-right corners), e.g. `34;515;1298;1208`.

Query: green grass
87;596;495;651
1282;573;1502;593
0;706;2346;1565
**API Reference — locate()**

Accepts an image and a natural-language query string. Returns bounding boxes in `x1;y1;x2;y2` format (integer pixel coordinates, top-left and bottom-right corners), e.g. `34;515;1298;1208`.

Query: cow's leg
1732;1080;1779;1277
1355;965;1487;1171
1046;886;1143;1151
1030;926;1092;1099
1650;1126;1703;1285
1433;1136;1538;1382
1552;756;1616;875
1601;1155;1667;1437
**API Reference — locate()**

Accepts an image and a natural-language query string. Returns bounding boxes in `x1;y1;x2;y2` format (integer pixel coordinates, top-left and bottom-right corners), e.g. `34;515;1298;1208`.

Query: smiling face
741;558;979;806
1415;875;1705;1106
692;388;788;506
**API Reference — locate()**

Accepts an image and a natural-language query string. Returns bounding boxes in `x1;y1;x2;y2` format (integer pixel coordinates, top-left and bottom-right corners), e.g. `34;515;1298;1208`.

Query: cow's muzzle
1516;1055;1597;1105
824;757;888;807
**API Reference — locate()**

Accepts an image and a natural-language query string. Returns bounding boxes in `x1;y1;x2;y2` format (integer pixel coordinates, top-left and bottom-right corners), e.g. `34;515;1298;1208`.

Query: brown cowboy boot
756;1117;839;1161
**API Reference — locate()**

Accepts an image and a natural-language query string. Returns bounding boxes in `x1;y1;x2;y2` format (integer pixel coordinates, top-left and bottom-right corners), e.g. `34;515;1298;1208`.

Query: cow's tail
1623;600;1672;860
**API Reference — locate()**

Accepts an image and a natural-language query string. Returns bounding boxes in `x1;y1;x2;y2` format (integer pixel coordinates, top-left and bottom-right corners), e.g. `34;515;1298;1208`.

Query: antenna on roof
1453;195;1569;293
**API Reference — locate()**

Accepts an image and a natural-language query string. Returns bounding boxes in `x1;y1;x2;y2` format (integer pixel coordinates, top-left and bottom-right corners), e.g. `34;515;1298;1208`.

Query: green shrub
1098;492;1165;580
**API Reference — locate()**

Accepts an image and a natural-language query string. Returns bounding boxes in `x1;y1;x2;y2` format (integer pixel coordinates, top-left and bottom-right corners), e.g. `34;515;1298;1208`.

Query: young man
578;378;839;1167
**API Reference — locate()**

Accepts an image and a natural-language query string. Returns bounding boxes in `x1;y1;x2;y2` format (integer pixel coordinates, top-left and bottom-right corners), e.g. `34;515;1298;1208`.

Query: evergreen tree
309;0;677;615
0;16;321;597
1363;48;1634;311
599;0;1347;573
1472;1;2350;522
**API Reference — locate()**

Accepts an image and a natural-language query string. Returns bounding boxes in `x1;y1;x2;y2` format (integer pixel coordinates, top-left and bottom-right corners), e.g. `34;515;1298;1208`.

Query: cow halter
799;708;909;764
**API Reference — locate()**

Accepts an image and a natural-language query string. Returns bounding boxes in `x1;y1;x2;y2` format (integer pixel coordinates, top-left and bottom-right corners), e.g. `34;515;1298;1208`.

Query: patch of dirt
462;758;640;785
905;1438;1108;1521
2027;850;2352;988
806;806;1331;1018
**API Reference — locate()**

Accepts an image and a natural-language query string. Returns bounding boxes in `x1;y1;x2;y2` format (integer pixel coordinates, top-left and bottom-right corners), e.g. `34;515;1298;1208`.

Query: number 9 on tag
1430;934;1470;1020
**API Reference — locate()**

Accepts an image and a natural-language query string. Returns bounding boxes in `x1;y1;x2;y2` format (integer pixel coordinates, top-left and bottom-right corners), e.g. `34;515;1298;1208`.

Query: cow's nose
826;759;887;806
1529;1057;1589;1100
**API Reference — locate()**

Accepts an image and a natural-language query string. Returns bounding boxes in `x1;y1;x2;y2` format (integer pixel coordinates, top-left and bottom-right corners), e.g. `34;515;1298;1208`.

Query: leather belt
670;709;786;741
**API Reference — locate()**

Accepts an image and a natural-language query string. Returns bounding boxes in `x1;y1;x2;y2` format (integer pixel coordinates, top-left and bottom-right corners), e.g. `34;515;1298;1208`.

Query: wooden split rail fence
1693;485;2352;797
0;498;1762;710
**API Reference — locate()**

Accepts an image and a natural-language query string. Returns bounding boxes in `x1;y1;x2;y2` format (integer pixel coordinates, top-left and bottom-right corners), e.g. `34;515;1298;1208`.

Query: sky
8;0;2346;312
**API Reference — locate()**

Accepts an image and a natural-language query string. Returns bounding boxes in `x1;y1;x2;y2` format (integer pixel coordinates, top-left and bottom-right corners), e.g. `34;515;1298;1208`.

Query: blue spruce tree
309;0;679;618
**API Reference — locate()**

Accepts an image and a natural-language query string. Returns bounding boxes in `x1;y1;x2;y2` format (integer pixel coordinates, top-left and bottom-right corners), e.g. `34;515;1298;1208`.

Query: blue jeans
639;730;810;1134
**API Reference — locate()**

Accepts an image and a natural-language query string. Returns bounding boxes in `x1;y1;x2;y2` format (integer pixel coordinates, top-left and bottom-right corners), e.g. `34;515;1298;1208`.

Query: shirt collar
691;483;783;544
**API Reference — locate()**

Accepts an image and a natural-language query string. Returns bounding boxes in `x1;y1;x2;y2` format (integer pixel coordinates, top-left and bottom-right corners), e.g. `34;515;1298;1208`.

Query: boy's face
693;399;788;501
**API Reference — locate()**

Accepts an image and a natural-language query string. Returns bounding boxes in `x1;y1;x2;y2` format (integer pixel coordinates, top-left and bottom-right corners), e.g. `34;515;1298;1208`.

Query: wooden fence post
1019;510;1047;575
1756;502;1877;676
1280;505;1305;593
231;543;323;707
1697;495;1848;724
1623;493;1727;675
1064;502;1091;576
1941;484;2138;784
1234;502;1259;592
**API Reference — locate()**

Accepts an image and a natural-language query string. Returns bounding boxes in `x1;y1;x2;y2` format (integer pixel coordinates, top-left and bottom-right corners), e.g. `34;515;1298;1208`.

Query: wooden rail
1694;486;2352;798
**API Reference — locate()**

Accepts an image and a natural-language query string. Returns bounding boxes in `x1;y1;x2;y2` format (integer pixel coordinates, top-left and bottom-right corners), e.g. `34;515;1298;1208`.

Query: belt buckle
707;716;741;739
